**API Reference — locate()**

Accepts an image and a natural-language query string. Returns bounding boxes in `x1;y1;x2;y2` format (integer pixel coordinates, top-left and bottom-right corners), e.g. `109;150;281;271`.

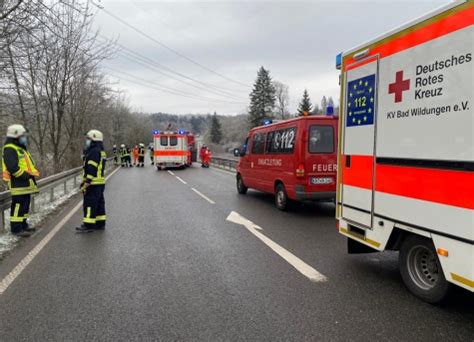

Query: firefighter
149;144;154;165
200;144;207;167
2;124;40;237
113;144;119;165
203;147;212;168
132;145;139;166
138;143;145;167
120;144;131;167
76;130;107;232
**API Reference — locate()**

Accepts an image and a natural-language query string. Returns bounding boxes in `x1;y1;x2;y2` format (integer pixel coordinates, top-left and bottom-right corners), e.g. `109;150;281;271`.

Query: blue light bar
263;119;272;126
336;53;342;70
178;129;186;135
327;105;334;116
153;130;160;134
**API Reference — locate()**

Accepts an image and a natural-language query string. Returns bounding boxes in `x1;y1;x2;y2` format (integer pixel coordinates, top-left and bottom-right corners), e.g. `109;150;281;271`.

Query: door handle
345;155;351;168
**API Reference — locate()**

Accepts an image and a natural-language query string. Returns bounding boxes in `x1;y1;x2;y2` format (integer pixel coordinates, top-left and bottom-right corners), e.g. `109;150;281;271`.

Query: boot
76;224;93;233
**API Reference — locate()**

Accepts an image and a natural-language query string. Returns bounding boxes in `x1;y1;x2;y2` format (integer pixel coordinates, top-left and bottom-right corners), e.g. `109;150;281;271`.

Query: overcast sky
93;0;450;115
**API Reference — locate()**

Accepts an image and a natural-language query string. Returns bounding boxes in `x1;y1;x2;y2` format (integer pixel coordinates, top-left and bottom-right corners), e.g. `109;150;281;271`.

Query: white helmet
139;143;144;147
113;144;117;148
85;129;103;142
7;124;28;138
121;144;125;148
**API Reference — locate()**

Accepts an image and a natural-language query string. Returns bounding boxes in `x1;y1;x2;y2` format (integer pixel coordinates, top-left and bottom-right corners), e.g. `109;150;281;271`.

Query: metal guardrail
210;157;238;171
0;158;116;232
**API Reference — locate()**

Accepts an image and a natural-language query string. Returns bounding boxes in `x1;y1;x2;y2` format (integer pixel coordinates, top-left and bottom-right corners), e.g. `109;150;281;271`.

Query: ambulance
153;130;193;169
335;0;473;303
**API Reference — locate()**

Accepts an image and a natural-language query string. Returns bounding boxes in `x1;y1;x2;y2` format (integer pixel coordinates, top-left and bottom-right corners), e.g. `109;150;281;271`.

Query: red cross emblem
388;71;410;103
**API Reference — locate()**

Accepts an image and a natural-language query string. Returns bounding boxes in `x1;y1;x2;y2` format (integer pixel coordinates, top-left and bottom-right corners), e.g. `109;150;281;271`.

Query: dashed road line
176;176;187;185
167;170;175;176
226;211;327;283
0;166;121;295
191;188;215;204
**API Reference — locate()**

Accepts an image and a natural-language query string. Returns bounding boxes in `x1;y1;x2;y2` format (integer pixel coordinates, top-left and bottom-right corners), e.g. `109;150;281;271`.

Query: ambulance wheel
275;183;289;211
236;174;247;194
399;235;450;304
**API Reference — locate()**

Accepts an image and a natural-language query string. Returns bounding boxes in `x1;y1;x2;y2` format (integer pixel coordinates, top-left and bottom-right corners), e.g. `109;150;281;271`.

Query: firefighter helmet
85;129;103;142
6;124;28;138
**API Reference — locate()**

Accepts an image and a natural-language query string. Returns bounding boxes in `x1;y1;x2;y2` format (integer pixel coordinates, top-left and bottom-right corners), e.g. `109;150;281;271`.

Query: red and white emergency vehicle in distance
153;130;196;169
236;115;338;210
336;0;473;303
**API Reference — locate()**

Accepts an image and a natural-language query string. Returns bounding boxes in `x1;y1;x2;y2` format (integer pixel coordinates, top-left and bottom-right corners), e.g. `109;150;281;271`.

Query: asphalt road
0;164;473;341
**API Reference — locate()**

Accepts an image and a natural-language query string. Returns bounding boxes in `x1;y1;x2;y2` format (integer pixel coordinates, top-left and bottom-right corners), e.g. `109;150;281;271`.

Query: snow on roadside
0;178;80;259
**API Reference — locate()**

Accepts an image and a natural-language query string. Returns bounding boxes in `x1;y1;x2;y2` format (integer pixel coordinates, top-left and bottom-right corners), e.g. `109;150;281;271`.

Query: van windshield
309;125;334;153
160;136;168;146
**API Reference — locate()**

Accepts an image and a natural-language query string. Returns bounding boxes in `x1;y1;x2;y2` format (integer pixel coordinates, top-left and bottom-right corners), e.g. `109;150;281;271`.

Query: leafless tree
273;81;290;119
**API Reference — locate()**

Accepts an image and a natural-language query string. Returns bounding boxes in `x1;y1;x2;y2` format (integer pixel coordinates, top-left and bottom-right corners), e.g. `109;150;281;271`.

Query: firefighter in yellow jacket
76;130;107;232
2;124;40;237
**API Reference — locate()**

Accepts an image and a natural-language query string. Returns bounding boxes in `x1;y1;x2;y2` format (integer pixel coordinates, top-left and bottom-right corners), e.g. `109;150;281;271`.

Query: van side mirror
233;148;240;157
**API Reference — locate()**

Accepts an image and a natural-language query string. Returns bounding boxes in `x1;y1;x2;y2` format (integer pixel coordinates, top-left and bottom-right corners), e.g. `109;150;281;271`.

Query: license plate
310;177;333;185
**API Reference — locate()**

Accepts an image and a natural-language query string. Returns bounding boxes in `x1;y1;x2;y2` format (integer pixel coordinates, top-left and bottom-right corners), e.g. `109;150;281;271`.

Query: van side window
309;125;334;153
266;127;296;154
169;136;178;146
251;133;265;154
160;136;168;146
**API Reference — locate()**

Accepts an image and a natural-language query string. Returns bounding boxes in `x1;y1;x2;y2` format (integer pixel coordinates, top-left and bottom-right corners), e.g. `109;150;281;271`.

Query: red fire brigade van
236;116;338;210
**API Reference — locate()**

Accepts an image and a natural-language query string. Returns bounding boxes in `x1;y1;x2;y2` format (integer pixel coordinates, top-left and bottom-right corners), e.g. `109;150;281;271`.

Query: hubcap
276;190;285;207
407;245;439;290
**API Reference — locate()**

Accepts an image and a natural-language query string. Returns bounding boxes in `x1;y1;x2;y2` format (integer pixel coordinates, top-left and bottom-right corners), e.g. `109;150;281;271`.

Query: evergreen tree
248;66;276;128
297;89;313;116
210;111;223;144
312;103;321;115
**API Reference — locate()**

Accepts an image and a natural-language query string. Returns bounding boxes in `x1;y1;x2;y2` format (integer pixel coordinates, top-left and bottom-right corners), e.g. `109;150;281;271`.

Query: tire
236;174;248;194
399;235;450;304
275;183;289;211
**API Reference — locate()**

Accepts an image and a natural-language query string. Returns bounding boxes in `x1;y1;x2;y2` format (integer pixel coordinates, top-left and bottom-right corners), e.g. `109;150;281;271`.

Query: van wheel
399;235;450;304
275;183;289;211
236;174;248;194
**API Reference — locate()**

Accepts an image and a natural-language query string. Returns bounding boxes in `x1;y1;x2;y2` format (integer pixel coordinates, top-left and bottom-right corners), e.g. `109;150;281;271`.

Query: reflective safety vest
139;147;145;157
83;150;106;185
2;144;40;195
121;148;129;157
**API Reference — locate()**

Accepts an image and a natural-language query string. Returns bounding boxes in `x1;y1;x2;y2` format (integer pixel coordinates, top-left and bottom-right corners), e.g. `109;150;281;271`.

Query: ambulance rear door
340;55;379;228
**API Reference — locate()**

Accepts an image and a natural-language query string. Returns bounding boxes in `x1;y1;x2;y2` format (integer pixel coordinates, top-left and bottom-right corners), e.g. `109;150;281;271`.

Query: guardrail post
64;180;67;194
50;187;54;202
31;196;35;213
0;209;5;232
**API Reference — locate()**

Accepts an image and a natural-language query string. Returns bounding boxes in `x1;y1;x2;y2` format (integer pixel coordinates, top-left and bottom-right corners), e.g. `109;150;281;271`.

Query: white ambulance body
153;131;189;169
336;0;473;303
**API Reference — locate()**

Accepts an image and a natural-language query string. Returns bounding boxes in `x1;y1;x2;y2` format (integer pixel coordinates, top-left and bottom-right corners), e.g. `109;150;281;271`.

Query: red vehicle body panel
237;116;338;202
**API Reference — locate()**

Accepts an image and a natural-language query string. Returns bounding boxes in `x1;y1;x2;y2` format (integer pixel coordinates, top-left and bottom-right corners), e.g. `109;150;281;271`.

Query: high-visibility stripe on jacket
139;147;145;157
83;147;106;185
2;143;40;195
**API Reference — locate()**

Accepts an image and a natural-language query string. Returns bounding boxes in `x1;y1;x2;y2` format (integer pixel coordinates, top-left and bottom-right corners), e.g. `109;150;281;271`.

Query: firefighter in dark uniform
149;144;154;165
1;124;40;237
113;144;119;165
76;130;107;232
138;143;145;167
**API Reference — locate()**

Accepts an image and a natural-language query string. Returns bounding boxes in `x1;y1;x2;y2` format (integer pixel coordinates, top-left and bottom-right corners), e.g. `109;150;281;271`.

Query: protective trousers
83;185;106;228
10;194;31;234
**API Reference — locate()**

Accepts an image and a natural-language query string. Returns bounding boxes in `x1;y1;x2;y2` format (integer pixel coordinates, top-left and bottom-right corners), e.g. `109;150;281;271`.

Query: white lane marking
0;167;121;295
176;176;187;185
167;170;175;176
226;211;327;283
191;188;215;204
